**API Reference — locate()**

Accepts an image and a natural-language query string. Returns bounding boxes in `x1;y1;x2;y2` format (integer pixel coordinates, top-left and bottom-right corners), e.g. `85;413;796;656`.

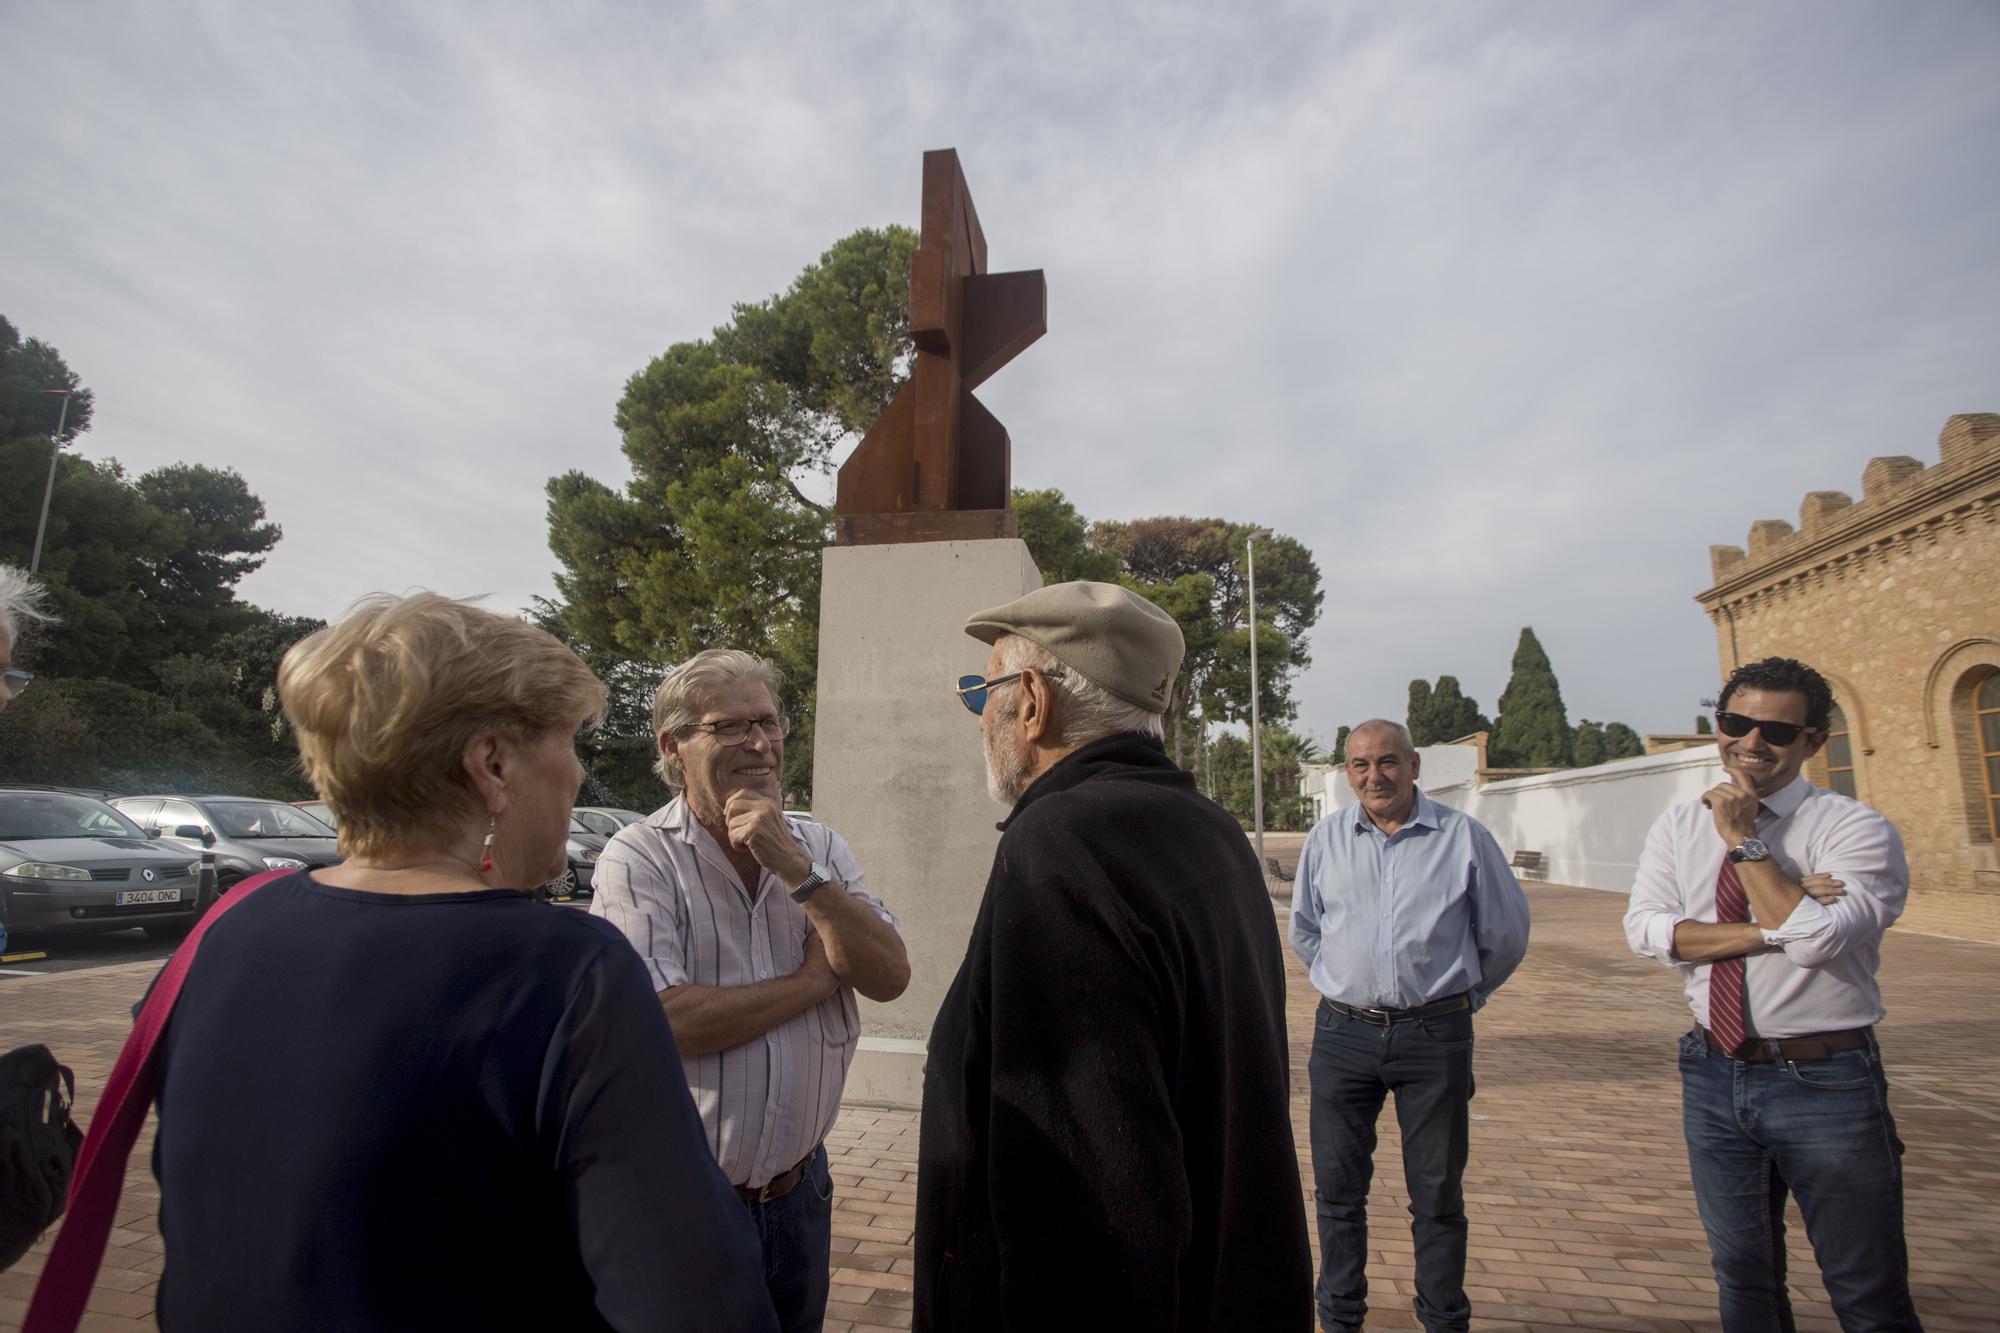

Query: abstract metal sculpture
834;149;1047;545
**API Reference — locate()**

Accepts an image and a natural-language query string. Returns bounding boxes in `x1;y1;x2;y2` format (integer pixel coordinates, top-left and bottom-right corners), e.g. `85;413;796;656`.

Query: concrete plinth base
812;538;1041;1108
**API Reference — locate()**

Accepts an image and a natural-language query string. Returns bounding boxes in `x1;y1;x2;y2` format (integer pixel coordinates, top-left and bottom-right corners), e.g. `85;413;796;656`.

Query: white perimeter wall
1308;744;1726;894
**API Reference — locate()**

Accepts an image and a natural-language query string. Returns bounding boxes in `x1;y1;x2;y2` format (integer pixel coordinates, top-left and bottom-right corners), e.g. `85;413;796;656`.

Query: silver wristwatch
1728;837;1770;865
790;860;834;904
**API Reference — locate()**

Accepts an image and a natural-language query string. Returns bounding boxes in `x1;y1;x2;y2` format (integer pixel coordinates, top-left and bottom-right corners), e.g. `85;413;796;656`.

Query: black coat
914;733;1312;1331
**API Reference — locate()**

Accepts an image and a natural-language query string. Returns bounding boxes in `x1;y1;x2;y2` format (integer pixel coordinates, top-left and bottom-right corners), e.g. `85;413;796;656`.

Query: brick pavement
4;883;1997;1331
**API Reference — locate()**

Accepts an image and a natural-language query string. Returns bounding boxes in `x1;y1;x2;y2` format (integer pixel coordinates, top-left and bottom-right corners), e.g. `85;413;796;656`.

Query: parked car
571;806;647;838
0;788;210;940
109;795;342;891
291;799;338;830
542;816;610;901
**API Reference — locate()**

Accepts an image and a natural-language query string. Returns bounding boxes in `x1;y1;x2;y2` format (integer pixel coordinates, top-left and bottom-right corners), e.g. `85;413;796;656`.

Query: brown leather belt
1325;992;1471;1027
734;1147;819;1204
1702;1025;1872;1063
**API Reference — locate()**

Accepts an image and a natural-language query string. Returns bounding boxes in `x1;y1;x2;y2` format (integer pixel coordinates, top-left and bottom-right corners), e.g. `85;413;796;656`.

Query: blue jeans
1679;1028;1923;1332
742;1145;834;1333
1308;998;1475;1333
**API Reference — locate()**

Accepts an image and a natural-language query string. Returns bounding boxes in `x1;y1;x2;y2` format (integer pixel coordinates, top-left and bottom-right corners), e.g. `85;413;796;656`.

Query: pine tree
1490;627;1573;768
1603;722;1644;759
1572;719;1606;767
1407;675;1491;745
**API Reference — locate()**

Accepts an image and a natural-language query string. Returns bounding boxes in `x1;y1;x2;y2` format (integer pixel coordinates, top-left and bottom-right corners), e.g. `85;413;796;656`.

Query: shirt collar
656;795;696;840
1349;787;1437;835
1759;774;1812;823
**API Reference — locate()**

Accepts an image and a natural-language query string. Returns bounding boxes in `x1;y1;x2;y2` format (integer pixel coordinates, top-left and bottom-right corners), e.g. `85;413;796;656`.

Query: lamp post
1246;527;1271;874
29;389;74;574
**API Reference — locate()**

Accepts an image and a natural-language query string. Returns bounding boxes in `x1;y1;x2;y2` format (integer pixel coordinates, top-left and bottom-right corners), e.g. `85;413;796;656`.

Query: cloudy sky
9;0;1996;740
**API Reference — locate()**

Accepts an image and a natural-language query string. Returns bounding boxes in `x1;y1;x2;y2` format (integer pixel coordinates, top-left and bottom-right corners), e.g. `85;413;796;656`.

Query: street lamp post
1247;528;1269;875
29;389;74;575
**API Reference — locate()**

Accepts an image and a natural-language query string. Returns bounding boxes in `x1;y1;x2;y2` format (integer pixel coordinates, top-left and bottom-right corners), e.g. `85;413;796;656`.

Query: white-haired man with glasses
590;647;908;1333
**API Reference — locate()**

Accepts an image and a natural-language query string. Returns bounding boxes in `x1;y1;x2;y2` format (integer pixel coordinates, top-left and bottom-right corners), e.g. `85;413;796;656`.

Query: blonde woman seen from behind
145;593;777;1332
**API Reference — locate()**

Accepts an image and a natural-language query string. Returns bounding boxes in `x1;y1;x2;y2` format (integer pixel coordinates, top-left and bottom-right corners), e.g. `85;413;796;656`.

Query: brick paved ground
4;883;1997;1331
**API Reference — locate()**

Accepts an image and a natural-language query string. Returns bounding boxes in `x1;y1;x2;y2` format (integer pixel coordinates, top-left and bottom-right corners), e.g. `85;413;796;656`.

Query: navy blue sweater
151;872;776;1331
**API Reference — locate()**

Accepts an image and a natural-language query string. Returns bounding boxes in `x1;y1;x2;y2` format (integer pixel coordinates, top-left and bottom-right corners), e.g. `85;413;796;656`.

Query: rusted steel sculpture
834;149;1047;545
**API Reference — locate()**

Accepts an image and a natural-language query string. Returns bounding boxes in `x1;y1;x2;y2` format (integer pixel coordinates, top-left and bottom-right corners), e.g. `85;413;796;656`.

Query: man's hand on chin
724;790;810;881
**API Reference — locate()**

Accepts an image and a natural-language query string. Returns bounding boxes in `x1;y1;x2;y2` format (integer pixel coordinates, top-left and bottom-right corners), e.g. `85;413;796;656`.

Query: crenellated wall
1695;413;2000;894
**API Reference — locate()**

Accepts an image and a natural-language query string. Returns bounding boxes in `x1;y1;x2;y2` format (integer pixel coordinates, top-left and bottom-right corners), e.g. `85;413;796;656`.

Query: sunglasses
955;671;1028;715
1715;711;1812;747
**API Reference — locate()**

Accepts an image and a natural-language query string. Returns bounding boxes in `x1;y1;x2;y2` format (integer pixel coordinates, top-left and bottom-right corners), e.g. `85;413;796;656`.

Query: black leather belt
734;1146;819;1204
1703;1026;1872;1063
1325;993;1471;1027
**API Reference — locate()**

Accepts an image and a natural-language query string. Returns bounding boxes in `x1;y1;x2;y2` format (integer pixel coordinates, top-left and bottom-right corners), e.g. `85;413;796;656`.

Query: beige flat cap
964;580;1184;712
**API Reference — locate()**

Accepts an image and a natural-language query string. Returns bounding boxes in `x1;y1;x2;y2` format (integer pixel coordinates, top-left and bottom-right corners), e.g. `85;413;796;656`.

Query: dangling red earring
479;816;495;872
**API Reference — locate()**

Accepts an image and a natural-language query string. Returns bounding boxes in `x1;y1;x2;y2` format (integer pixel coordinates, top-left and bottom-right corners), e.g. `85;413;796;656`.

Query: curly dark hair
1717;657;1835;732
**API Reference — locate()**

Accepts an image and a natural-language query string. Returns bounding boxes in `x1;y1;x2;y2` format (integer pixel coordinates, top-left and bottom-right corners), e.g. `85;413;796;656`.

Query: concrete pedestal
811;538;1041;1107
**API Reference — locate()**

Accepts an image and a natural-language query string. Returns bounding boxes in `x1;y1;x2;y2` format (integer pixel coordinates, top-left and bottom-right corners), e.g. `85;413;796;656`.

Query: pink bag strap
23;869;290;1333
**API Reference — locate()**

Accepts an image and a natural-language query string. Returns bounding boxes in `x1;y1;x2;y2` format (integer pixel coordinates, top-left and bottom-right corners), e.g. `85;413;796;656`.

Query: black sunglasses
955;671;1028;715
1715;711;1812;747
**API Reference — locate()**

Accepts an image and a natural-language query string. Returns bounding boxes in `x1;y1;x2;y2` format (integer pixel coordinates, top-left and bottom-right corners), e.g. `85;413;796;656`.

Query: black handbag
0;1044;84;1271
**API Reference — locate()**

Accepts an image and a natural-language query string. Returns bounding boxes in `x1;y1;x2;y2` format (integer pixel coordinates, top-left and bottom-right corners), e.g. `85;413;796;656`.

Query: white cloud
5;0;1995;736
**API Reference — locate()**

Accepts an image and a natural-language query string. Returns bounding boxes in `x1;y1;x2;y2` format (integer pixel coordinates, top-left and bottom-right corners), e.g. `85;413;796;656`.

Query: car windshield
207;800;336;839
569;816;592;834
0;792;148;842
573;810;620;836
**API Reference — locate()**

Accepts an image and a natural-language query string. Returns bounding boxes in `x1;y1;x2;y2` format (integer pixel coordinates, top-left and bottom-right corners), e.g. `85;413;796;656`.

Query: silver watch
790;860;834;904
1728;837;1770;864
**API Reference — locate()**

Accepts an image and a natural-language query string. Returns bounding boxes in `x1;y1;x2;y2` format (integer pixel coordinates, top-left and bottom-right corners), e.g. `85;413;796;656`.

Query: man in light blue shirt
1289;720;1531;1333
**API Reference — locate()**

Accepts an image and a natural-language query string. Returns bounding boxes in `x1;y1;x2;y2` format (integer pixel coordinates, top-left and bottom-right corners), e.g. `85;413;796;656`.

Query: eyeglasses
685;715;788;745
955;671;1028;715
1715;711;1811;747
0;669;33;701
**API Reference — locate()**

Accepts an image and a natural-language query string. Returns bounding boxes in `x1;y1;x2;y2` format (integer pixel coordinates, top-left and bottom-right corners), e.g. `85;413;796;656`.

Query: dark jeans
1308;997;1475;1333
1679;1028;1923;1332
742;1145;834;1333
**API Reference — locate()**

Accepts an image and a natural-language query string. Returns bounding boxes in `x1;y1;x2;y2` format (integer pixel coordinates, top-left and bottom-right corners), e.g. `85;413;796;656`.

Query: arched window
1977;673;2000;841
1823;703;1858;798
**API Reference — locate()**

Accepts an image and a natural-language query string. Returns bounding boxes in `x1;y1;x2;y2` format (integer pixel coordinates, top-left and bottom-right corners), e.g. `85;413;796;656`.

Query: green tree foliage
1572;719;1606;768
1332;724;1350;763
1602;722;1644;760
1204;724;1317;831
0;313;310;796
1490;627;1573;769
1014;488;1121;583
1407;674;1492;745
1695;715;1713;734
543;228;917;803
1091;517;1322;780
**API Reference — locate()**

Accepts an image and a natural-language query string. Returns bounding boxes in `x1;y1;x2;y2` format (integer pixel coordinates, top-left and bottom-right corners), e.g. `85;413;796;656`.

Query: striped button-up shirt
589;797;900;1189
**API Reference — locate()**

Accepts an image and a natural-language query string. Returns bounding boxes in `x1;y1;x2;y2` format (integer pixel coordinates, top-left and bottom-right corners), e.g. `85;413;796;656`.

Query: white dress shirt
589;797;900;1188
1623;775;1908;1037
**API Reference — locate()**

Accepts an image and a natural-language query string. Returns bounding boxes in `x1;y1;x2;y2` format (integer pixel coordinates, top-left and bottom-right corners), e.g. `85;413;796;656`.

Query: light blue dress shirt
1288;789;1532;1011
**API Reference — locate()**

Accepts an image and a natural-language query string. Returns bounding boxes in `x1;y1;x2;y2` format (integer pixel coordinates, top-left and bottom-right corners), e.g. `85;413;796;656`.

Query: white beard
983;710;1032;806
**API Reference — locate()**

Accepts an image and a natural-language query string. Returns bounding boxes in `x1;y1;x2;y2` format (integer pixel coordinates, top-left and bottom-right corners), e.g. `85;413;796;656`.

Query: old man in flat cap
913;581;1311;1332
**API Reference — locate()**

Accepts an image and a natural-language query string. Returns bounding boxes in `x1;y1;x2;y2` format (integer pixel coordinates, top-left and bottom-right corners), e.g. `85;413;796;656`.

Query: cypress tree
1406;679;1436;744
1430;676;1491;741
1491;627;1573;768
1572;719;1606;767
1695;715;1713;735
1603;722;1644;759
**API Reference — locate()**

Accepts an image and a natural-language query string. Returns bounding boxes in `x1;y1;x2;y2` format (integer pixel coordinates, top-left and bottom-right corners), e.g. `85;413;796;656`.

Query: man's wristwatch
790;861;834;904
1728;837;1771;865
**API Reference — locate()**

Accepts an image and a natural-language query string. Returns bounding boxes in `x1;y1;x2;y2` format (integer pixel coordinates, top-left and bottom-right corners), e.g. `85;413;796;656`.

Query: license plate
116;888;183;907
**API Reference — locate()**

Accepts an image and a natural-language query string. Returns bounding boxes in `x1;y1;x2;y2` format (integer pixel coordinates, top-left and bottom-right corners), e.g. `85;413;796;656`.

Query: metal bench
1510;849;1545;881
1265;856;1294;883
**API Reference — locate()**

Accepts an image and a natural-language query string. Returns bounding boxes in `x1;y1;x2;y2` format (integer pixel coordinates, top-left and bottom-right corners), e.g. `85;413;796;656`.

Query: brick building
1696;413;2000;895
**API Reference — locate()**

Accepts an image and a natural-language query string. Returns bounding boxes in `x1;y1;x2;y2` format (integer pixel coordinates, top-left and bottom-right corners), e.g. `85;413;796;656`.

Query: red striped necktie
1708;855;1752;1055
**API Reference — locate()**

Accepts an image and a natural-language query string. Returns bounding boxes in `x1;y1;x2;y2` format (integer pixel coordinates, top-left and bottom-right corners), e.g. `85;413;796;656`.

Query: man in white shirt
590;648;910;1333
1625;657;1922;1332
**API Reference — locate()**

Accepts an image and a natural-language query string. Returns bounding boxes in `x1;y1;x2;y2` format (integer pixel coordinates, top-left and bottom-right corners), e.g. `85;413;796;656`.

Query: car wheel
540;869;577;903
